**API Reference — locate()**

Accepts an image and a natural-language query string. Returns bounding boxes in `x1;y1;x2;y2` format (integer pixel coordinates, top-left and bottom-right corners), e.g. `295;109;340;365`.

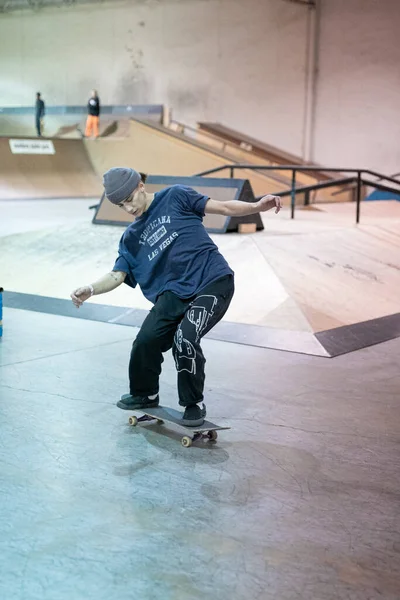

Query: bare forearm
91;271;126;295
71;271;126;308
228;195;282;216
205;195;281;217
226;200;260;216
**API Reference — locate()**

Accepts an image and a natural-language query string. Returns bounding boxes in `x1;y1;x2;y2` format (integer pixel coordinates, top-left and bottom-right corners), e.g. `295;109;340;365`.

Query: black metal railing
195;165;400;223
331;170;400;198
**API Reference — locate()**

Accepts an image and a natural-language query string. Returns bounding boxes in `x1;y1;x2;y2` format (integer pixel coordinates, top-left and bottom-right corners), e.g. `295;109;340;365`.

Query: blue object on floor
0;287;3;337
365;190;400;201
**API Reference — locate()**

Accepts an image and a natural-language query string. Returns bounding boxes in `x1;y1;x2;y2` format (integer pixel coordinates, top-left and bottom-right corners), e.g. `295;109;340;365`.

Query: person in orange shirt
85;89;100;138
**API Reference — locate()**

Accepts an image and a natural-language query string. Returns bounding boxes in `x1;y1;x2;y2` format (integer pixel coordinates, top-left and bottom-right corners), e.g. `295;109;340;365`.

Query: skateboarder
71;168;281;425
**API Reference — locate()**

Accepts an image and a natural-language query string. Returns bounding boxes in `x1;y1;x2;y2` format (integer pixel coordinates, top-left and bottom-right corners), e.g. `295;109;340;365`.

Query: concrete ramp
0;137;101;200
1;200;399;356
255;224;400;332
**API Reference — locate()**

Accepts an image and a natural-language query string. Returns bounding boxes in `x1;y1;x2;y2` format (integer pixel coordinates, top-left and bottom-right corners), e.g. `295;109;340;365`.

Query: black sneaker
181;404;207;427
117;394;159;410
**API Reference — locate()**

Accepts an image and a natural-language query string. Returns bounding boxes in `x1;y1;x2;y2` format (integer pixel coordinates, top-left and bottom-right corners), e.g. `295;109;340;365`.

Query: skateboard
127;405;230;447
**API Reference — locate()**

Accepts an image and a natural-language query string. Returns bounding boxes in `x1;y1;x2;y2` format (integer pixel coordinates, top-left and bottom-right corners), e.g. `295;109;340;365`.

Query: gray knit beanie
103;167;141;204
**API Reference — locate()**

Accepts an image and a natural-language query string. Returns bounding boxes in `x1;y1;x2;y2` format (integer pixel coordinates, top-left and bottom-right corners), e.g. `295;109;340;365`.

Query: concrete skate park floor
1;305;400;600
2;199;400;356
1;198;400;598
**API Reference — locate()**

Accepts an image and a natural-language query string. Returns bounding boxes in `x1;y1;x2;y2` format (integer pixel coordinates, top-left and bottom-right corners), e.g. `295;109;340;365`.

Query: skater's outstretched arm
205;194;281;216
70;270;126;308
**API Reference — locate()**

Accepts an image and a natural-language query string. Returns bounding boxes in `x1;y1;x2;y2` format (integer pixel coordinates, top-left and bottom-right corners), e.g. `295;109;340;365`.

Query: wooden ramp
85;119;289;198
198;122;326;172
196;122;352;203
0;137;101;200
0;115;132;140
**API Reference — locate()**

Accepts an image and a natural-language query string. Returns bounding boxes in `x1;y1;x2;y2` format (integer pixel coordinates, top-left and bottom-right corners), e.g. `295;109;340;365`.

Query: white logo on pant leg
173;296;218;375
187;295;217;341
174;326;197;374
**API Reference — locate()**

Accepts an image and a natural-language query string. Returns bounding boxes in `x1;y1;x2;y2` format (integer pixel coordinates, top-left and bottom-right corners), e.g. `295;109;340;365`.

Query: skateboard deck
127;405;230;447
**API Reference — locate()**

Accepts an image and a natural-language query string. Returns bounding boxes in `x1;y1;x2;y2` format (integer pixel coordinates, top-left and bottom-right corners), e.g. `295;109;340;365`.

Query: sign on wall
9;139;55;155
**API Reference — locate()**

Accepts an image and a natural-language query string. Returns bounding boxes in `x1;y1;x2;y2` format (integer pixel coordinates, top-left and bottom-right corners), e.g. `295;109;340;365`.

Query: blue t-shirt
112;185;234;303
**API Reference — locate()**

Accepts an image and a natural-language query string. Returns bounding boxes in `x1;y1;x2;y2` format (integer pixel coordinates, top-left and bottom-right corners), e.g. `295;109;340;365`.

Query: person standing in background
85;89;100;139
35;92;45;137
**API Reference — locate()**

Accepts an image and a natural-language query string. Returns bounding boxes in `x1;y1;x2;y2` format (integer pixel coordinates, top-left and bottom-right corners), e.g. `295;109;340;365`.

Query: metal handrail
194;164;400;223
196;164;400;185
331;171;400;197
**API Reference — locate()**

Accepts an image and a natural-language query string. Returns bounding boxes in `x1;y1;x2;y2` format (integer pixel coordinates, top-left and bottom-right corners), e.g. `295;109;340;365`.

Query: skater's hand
256;195;281;214
70;285;93;308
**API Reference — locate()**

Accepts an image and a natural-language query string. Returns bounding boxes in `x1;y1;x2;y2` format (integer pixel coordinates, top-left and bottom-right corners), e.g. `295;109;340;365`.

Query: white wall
314;0;400;174
1;0;399;173
0;0;309;157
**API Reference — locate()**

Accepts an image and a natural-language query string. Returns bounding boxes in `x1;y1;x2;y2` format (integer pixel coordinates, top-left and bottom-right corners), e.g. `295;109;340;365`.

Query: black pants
129;275;234;406
35;115;42;136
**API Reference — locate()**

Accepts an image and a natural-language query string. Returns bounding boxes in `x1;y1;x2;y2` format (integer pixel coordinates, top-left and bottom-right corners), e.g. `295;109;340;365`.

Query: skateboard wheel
181;436;192;448
128;416;138;426
208;430;218;441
